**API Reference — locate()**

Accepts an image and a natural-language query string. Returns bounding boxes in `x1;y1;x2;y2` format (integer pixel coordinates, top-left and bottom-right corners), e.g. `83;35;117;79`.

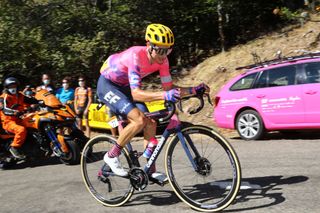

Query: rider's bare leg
105;108;147;176
108;108;147;158
116;108;147;147
143;119;157;148
84;118;91;138
142;119;158;174
76;118;83;131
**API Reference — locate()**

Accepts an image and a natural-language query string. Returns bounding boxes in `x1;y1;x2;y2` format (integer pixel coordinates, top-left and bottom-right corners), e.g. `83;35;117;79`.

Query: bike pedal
148;176;168;186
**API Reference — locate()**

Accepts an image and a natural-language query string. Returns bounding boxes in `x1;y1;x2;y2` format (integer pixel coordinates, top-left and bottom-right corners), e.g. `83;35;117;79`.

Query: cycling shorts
97;75;148;118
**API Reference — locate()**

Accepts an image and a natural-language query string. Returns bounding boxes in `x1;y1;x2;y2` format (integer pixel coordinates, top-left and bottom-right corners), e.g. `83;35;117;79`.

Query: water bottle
143;138;158;158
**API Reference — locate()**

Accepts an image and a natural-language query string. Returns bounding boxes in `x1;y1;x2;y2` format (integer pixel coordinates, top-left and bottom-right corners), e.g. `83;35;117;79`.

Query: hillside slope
176;13;320;136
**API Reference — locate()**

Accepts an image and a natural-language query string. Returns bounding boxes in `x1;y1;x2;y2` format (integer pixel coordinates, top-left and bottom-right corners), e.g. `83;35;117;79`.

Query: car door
301;61;320;124
253;65;304;125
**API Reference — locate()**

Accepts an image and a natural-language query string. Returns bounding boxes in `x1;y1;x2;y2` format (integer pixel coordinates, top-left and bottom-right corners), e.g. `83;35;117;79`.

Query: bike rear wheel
165;125;241;212
81;135;134;207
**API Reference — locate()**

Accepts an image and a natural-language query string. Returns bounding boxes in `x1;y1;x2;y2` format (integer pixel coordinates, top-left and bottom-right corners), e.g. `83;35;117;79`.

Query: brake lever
188;95;204;114
178;90;212;114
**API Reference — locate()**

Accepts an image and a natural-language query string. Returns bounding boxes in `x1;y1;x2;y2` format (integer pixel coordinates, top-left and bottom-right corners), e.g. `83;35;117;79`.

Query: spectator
56;76;74;105
37;73;55;93
74;76;92;137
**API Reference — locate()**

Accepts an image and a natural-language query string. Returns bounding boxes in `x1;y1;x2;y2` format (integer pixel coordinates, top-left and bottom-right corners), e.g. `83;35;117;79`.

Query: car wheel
236;110;265;140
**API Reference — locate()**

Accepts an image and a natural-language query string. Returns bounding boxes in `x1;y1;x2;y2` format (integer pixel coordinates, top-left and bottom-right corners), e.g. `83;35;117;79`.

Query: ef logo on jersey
104;91;120;104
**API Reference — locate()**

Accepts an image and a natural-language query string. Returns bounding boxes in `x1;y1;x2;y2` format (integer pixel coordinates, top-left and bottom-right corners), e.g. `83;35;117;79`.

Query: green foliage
0;0;305;88
278;7;301;21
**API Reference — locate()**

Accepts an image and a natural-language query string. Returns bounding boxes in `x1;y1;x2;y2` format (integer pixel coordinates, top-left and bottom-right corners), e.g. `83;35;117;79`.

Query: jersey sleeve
159;60;173;90
128;52;142;90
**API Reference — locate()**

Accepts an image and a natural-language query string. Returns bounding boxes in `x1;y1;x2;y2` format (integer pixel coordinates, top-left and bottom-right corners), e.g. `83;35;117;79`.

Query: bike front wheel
165;125;241;212
81;135;134;207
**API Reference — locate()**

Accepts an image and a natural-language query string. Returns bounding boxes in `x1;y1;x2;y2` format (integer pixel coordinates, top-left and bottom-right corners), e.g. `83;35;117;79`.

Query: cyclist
97;23;209;181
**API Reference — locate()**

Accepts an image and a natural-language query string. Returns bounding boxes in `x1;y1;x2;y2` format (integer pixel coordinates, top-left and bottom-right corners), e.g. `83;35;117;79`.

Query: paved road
1;131;320;213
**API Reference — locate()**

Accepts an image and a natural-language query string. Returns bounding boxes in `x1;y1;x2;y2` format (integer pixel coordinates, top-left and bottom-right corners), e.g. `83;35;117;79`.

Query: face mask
62;83;69;89
43;79;50;85
8;88;17;95
79;82;85;87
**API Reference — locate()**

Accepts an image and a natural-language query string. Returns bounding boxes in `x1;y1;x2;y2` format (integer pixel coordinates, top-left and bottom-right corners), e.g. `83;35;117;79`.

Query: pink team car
213;53;320;140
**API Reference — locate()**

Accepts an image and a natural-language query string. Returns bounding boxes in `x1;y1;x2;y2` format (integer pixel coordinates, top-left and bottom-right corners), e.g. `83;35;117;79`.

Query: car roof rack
235;51;320;70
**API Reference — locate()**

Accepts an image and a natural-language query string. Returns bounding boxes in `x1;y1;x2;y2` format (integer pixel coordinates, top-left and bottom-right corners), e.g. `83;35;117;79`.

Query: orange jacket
0;91;36;124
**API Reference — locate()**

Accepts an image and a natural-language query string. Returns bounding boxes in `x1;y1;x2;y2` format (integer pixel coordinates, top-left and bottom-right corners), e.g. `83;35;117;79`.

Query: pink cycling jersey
100;46;173;89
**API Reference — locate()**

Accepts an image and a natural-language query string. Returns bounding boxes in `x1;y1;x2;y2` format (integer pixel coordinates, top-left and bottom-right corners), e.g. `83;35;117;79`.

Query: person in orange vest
0;77;38;159
74;75;92;137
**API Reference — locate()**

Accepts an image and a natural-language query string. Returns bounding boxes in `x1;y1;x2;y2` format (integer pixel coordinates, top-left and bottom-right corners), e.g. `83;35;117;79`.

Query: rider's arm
172;84;194;97
0;95;18;116
84;88;92;112
74;88;79;110
160;64;194;98
131;84;194;102
127;52;163;102
131;88;165;102
159;63;193;97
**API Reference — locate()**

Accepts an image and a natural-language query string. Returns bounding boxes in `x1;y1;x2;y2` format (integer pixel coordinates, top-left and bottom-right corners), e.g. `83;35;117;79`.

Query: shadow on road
226;175;309;212
124;175;308;212
126;189;181;207
2;157;65;170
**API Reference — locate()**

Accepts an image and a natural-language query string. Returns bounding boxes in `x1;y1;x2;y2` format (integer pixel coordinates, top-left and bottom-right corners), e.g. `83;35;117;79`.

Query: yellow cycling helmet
145;23;174;47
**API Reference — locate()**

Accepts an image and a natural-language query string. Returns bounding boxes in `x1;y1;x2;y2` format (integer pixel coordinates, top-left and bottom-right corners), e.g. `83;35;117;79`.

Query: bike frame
125;114;200;174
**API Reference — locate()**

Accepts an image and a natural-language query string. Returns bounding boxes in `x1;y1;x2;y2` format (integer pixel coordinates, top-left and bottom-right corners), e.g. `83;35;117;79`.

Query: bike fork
44;126;68;156
176;130;199;171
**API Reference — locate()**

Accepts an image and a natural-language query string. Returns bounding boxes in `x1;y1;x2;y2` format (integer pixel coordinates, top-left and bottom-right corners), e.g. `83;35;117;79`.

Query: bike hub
195;157;212;176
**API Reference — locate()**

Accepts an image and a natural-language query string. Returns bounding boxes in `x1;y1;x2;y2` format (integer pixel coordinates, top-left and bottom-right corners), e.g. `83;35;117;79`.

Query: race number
108;117;119;128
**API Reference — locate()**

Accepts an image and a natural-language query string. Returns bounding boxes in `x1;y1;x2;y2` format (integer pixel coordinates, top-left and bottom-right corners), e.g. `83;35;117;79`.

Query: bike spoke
81;136;134;207
166;126;241;212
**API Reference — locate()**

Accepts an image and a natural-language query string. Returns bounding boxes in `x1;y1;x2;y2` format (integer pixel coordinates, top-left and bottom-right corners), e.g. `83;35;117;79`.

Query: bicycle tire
81;135;134;207
165;125;241;212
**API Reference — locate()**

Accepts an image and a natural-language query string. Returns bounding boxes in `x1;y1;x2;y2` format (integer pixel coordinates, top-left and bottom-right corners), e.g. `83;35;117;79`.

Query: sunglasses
78;80;85;82
151;44;172;55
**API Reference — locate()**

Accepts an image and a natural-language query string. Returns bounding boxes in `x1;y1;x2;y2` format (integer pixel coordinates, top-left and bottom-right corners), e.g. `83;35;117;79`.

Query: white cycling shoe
103;152;128;177
149;172;168;183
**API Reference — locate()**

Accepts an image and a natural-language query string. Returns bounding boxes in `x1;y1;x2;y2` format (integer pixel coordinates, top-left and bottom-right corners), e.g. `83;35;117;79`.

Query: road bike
81;90;241;212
